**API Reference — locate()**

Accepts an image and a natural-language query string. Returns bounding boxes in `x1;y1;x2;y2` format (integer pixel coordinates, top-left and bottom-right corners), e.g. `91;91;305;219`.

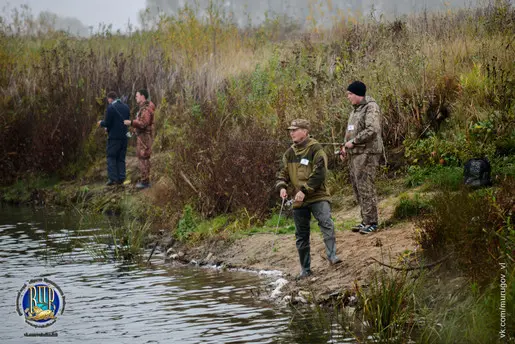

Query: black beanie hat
347;81;366;97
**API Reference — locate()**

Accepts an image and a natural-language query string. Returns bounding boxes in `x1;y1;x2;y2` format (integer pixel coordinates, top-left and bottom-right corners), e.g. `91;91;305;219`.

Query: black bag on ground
463;158;492;187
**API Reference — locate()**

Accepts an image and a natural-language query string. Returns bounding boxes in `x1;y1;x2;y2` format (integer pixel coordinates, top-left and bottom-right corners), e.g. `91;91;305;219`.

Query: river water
1;204;347;344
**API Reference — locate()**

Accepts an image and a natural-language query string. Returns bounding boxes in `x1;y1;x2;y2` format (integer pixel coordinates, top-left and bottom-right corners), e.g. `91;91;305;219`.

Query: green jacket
275;137;331;208
344;96;383;155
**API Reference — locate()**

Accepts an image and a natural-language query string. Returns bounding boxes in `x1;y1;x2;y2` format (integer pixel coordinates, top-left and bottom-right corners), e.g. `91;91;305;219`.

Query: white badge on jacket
300;158;309;165
347;125;355;131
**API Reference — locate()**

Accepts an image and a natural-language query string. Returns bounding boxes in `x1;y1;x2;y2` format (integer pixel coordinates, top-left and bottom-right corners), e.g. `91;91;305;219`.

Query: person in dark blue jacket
97;91;130;186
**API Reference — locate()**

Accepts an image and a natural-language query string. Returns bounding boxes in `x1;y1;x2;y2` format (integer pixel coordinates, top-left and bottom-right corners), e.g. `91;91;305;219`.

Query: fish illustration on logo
25;306;56;321
16;278;65;328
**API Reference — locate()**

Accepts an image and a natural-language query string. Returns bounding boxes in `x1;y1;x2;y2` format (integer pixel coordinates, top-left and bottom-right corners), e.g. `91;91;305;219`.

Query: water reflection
0;204;348;343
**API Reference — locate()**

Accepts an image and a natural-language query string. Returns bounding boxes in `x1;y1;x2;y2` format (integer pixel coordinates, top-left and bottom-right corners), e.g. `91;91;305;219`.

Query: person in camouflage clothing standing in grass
124;89;155;190
276;119;342;280
339;81;383;235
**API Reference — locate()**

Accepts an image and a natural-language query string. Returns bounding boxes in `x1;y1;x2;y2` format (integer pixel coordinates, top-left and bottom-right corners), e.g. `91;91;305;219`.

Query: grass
0;175;59;203
84;217;151;263
356;269;421;342
393;193;432;220
171;206;348;242
405;165;464;191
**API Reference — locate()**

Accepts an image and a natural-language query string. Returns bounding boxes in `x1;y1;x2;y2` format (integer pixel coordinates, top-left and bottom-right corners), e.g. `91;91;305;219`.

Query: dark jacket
275;137;331;208
100;100;130;140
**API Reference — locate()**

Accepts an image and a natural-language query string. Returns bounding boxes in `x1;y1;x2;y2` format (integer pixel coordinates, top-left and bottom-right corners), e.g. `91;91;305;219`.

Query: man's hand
344;140;355;149
280;188;288;199
294;191;305;203
123;120;131;126
339;146;346;161
97;120;102;128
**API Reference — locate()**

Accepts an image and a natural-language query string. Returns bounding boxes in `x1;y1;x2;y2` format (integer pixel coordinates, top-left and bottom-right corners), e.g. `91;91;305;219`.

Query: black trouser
293;201;337;273
107;138;127;183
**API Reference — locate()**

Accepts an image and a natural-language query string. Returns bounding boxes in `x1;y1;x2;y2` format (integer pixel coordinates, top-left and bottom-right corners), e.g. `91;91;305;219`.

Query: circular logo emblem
16;278;65;328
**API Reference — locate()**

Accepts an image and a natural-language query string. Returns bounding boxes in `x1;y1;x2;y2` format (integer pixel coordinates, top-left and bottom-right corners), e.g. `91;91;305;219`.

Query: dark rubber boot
297;247;312;278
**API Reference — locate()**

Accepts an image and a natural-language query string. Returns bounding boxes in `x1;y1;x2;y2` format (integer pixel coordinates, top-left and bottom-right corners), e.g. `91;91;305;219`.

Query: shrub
419;177;515;283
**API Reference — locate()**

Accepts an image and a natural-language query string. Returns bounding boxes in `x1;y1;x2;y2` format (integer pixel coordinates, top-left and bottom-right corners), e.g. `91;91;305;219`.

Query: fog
1;0;484;34
143;0;480;27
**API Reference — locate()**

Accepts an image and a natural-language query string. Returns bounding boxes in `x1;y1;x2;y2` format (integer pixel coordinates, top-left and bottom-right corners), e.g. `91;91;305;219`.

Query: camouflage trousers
348;153;380;225
136;133;152;183
138;158;151;183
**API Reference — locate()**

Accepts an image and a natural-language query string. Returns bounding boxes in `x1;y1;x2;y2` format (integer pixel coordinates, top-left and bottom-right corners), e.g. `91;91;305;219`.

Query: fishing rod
234;140;344;146
271;198;294;252
219;140;345;156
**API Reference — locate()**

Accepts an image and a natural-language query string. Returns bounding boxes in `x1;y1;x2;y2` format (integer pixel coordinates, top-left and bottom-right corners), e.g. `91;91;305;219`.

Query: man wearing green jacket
276;119;341;279
340;81;383;235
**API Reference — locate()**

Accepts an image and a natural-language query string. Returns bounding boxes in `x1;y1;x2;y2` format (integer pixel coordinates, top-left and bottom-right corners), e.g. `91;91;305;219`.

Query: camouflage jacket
133;101;155;136
344;96;383;155
275;137;331;208
133;101;155;159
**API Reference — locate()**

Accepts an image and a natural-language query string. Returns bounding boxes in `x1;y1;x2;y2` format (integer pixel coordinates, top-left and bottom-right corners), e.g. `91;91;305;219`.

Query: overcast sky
1;0;144;30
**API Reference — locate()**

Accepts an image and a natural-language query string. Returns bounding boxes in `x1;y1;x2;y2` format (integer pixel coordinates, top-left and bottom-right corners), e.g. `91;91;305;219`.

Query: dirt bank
165;217;418;301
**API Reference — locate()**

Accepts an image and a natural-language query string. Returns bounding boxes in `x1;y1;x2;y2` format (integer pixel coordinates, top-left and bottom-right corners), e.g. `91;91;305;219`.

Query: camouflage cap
287;119;310;130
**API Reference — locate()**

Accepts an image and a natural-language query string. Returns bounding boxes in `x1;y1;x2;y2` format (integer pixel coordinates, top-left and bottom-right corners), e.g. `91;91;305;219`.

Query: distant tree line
141;0;476;27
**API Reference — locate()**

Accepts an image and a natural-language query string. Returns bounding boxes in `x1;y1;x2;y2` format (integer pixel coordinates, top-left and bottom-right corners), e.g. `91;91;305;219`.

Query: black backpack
463;158;492;187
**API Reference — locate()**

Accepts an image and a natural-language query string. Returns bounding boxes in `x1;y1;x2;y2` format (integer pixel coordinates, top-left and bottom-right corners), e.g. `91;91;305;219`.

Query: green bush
175;205;198;241
404;110;515;170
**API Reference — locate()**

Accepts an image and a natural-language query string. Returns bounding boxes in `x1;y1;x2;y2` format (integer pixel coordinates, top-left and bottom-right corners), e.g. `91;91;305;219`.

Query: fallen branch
180;170;199;194
370;253;453;271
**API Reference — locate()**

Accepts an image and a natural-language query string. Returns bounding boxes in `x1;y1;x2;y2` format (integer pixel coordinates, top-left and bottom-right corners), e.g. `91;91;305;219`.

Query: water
0;204;345;344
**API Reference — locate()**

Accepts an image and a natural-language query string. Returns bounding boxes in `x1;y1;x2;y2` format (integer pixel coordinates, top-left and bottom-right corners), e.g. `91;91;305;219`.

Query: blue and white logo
16;278;66;328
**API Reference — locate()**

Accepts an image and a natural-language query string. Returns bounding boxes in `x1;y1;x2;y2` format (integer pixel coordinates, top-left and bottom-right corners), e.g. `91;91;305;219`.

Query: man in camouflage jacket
124;89;155;189
276;119;341;279
340;81;383;234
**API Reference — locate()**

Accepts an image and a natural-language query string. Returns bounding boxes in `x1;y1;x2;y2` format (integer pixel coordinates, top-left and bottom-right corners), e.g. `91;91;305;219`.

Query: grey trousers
293;201;338;272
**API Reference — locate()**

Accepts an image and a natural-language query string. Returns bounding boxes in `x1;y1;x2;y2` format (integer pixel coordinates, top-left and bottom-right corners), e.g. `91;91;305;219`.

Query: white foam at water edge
198;263;284;279
258;270;283;276
270;278;289;299
271;278;288;288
